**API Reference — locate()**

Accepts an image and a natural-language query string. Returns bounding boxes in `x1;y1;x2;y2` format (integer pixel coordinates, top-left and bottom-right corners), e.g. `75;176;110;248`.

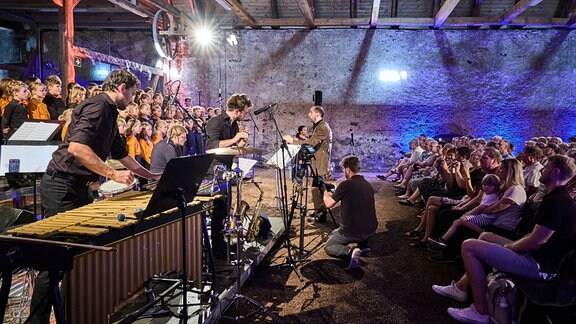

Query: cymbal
206;146;267;155
205;147;239;155
237;147;267;154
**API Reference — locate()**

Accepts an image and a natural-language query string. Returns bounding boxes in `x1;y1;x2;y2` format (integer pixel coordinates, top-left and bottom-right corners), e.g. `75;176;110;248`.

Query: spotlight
195;27;214;46
379;70;400;82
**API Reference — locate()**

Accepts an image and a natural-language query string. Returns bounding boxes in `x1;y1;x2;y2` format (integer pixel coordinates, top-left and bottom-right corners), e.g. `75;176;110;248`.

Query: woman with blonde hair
138;122;154;169
58;108;74;139
125;119;142;163
0;78;14;115
150;124;187;173
67;85;86;109
152;120;168;145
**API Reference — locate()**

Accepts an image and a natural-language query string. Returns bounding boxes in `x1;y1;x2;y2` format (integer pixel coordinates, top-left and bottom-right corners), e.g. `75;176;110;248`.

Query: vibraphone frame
2;193;218;324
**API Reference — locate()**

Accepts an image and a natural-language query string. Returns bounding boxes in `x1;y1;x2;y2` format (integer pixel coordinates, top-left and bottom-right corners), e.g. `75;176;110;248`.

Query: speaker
0;206;36;232
313;90;323;106
257;212;272;239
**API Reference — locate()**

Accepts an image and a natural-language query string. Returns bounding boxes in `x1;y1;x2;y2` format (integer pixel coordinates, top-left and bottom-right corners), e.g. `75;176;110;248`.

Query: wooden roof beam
107;0;154;18
370;0;381;28
295;0;316;28
226;0;257;28
568;11;576;27
499;0;544;25
434;0;461;28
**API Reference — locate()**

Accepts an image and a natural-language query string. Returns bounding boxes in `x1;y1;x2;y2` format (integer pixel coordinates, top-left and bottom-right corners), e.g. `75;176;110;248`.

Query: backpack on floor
486;272;525;324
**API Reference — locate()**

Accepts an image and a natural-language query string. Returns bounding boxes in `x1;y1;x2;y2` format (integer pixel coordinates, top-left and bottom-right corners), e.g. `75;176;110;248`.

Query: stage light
379;70;400;82
379;70;408;82
195;27;214;47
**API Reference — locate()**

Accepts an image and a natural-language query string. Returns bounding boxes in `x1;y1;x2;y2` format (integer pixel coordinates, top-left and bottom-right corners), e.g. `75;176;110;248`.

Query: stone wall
4;26;575;171
179;29;576;171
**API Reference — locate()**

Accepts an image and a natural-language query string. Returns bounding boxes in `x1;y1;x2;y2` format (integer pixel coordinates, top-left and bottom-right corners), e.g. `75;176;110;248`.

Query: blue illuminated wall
181;29;576;171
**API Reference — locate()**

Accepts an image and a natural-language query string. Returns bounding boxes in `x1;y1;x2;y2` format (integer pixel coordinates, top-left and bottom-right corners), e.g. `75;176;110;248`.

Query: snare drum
98;179;138;197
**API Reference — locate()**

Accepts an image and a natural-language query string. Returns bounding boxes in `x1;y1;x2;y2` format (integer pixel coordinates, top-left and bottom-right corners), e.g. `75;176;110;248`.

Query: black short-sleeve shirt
205;112;238;167
531;186;576;274
331;175;378;237
47;93;128;182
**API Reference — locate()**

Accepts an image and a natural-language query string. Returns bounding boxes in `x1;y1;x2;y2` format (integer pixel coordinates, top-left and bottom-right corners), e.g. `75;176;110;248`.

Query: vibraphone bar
3;192;220;324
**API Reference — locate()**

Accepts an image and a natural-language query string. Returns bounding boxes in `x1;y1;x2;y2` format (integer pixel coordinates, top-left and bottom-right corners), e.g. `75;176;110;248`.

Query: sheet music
232;158;258;175
266;144;300;169
8;122;60;141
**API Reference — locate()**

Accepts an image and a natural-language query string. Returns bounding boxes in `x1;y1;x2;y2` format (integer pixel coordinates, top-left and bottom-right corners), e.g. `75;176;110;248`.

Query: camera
299;144;316;162
312;175;335;193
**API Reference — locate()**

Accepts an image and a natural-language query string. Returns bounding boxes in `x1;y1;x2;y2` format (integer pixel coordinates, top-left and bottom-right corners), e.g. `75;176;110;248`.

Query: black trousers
29;175;90;324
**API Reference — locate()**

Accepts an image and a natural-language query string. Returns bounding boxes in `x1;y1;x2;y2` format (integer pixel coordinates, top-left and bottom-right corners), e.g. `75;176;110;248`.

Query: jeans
324;228;372;261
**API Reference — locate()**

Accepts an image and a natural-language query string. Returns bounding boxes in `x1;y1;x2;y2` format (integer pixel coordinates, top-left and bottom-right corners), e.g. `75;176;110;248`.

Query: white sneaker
432;280;467;302
346;248;362;270
447;304;489;323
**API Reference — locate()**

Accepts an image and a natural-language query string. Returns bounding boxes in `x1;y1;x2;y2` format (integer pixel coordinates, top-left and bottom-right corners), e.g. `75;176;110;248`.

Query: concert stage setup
0;154;291;323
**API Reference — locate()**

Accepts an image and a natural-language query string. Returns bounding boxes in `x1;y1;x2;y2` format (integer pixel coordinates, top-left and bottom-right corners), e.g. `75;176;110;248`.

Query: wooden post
56;0;80;97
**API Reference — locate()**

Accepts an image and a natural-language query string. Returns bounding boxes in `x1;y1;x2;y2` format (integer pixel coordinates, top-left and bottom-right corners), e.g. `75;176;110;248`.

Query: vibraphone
2;191;220;324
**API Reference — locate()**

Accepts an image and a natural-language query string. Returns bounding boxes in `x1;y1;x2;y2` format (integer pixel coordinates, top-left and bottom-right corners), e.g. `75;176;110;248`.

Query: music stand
126;154;214;323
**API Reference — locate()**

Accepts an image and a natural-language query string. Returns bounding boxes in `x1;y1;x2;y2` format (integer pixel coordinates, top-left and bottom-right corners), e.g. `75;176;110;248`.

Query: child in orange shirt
27;82;51;120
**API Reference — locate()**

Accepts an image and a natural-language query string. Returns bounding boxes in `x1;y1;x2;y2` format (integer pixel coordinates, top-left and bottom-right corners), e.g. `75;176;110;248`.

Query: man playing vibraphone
31;69;160;324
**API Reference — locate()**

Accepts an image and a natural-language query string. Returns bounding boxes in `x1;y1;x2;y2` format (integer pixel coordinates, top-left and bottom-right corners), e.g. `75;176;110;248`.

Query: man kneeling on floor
322;156;378;269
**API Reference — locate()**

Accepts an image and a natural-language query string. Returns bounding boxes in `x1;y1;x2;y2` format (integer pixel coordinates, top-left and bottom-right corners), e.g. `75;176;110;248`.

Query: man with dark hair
205;93;251;257
433;154;576;323
31;69;159;324
322;156;378;269
205;93;251;168
284;105;333;222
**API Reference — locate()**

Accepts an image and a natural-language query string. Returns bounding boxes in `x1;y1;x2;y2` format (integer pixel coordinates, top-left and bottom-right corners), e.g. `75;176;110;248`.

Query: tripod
219;168;283;323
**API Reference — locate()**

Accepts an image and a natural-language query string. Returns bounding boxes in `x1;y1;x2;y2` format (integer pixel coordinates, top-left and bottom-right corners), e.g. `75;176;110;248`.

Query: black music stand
123;154;214;324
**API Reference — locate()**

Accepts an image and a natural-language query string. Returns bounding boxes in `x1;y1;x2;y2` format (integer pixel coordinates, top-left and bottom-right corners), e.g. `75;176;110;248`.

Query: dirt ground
223;169;465;323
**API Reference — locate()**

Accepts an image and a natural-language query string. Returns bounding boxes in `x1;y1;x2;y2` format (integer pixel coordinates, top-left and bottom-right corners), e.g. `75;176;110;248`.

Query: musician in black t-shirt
31;70;159;324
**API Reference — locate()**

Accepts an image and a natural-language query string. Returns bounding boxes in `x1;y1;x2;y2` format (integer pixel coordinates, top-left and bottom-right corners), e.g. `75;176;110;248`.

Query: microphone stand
266;106;303;282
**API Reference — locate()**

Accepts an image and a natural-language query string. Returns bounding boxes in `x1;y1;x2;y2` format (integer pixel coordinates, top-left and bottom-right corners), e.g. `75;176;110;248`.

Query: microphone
253;103;277;116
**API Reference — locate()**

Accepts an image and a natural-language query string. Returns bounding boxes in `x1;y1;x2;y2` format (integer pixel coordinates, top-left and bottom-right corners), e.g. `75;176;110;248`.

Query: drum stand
118;187;215;324
219;168;283;323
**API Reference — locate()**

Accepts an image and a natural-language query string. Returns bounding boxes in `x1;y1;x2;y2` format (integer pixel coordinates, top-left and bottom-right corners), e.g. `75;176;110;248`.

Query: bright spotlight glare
379;70;401;82
195;28;214;46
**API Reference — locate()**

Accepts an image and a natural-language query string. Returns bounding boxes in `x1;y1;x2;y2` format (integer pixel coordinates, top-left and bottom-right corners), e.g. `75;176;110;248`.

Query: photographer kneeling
321;156;378;270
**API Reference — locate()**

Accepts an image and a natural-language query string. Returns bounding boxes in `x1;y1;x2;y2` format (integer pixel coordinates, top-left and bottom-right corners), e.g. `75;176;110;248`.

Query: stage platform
108;214;285;324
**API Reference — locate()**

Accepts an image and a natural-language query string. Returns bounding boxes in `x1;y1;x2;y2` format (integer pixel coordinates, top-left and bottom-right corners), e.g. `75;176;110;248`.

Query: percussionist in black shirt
204;93;251;257
30;70;159;324
205;93;251;166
